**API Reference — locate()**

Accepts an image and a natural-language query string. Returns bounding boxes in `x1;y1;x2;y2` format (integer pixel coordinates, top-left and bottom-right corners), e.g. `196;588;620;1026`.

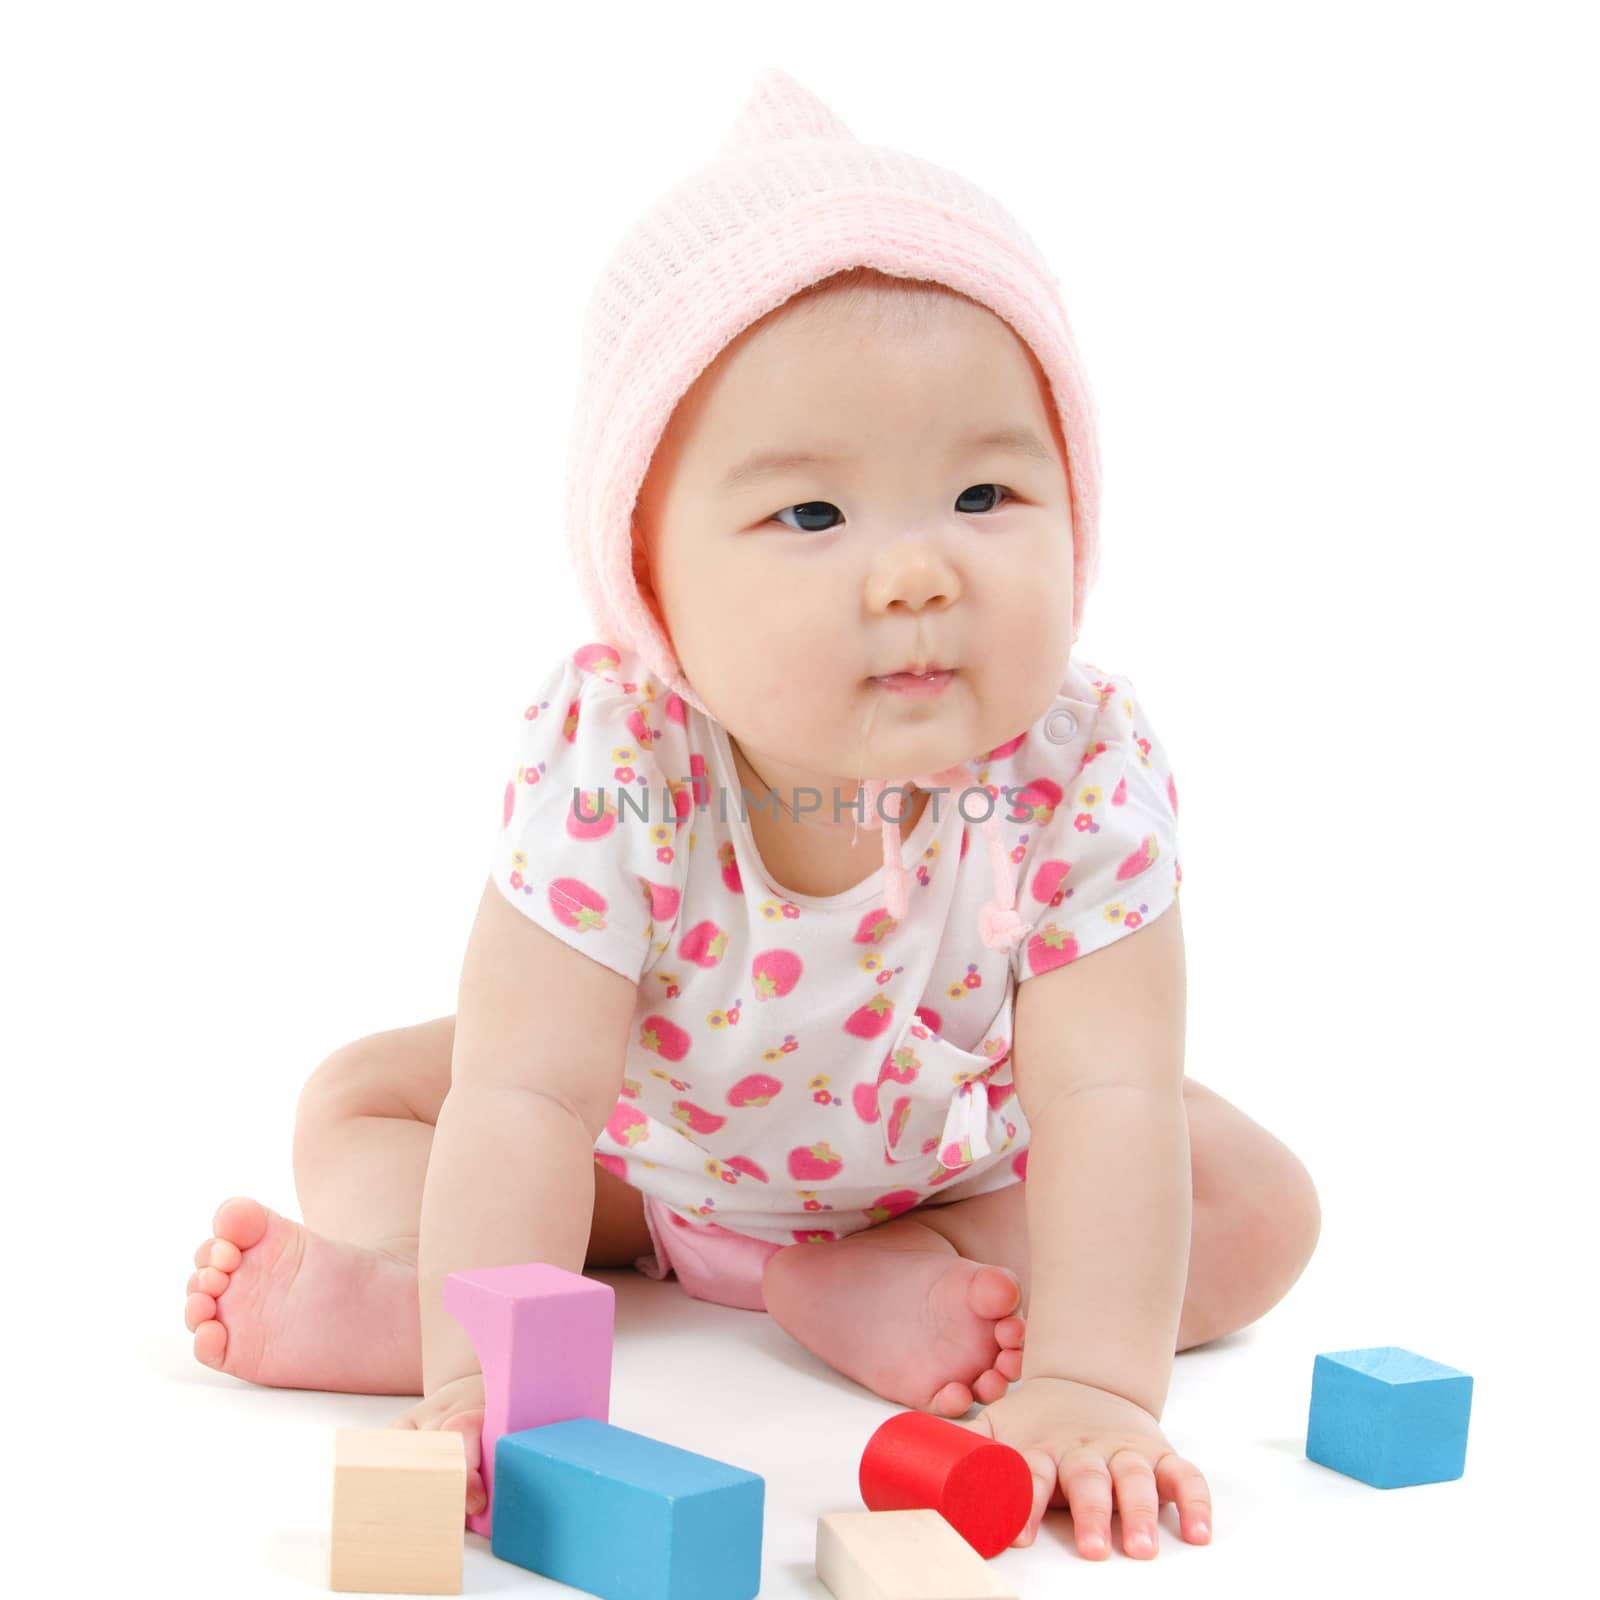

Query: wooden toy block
490;1416;764;1600
442;1261;614;1538
1305;1345;1473;1488
329;1427;465;1594
817;1509;1019;1600
858;1411;1031;1558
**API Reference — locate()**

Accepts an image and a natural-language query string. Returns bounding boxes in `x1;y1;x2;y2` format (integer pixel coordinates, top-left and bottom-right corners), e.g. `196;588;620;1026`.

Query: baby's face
634;284;1076;797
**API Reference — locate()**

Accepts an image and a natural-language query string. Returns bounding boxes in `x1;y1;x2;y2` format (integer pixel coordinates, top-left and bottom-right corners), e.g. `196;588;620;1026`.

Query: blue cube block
490;1417;763;1600
1306;1346;1473;1488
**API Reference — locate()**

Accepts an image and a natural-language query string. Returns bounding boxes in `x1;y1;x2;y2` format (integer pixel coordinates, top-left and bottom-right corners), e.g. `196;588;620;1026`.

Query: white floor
58;1237;1547;1599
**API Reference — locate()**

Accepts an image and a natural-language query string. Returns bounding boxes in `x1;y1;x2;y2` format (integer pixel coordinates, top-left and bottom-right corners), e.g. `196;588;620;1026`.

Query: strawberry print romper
490;640;1183;1272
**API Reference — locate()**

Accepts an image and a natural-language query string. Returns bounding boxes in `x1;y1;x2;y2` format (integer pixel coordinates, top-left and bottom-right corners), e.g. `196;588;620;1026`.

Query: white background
7;2;1596;1594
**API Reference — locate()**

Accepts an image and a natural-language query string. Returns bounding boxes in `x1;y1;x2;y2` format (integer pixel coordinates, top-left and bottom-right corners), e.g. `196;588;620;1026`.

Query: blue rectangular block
1305;1346;1473;1488
491;1417;763;1600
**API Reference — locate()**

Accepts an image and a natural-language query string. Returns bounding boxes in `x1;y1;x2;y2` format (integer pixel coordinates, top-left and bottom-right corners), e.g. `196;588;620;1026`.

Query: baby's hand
957;1375;1212;1558
391;1372;487;1518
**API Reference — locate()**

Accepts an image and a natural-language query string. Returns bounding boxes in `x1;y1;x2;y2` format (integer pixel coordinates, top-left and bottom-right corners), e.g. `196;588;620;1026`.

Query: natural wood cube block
330;1427;466;1594
816;1508;1019;1600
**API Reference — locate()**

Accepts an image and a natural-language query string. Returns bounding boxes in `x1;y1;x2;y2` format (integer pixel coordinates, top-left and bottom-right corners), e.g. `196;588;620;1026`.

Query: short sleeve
490;644;694;985
1008;668;1183;984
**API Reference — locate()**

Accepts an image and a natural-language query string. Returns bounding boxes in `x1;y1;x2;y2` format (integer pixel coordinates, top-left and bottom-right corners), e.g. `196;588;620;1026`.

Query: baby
182;69;1320;1561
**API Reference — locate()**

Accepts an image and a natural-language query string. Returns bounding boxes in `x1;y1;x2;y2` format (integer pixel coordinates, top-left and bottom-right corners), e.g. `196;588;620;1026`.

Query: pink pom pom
978;902;1027;951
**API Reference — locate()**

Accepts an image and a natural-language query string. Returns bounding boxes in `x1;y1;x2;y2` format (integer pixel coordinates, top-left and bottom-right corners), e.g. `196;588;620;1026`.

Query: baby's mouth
869;668;956;696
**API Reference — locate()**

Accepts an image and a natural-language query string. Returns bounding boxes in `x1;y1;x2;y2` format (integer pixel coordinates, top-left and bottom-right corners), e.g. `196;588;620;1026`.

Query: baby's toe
972;1366;1011;1405
212;1197;269;1253
192;1236;240;1272
966;1265;1022;1321
929;1378;974;1417
995;1312;1025;1348
193;1314;227;1368
190;1265;228;1298
185;1290;217;1334
995;1346;1023;1382
207;1238;242;1271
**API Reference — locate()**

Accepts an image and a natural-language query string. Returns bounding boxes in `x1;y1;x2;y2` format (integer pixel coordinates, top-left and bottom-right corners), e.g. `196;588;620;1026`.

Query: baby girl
182;68;1320;1561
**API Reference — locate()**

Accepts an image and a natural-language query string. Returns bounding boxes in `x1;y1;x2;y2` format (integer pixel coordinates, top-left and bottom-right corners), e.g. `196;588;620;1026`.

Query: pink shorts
632;1195;785;1312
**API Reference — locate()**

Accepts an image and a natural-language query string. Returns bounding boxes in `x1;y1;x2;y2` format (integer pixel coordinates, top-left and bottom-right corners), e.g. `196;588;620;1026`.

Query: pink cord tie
860;764;1028;952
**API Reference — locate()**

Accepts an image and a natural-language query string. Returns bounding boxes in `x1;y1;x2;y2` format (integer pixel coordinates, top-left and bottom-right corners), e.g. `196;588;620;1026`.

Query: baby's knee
298;1040;370;1113
1250;1148;1321;1285
1282;1149;1321;1251
299;1018;452;1123
294;1035;405;1131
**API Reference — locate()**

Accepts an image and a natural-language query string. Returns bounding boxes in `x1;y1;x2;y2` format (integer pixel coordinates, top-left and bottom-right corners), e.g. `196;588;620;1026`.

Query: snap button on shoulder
1043;706;1079;743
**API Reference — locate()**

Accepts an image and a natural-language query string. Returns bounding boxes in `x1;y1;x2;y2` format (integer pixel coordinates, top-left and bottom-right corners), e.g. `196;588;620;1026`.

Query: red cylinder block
858;1410;1033;1559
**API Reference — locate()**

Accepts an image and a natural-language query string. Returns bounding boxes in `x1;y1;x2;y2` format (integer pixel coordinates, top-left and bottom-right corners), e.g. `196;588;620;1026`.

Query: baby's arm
417;874;636;1395
1008;900;1190;1419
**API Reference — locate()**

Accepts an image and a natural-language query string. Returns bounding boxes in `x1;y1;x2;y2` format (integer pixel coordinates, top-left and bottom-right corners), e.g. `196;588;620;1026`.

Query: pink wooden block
442;1263;614;1539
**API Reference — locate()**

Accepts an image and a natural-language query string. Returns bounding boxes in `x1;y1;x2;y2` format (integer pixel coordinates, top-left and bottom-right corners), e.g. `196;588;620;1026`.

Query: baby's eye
772;500;844;534
769;485;1014;533
954;483;1013;515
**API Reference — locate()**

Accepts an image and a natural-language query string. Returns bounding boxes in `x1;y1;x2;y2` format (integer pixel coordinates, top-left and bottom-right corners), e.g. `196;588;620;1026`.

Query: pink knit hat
562;66;1105;952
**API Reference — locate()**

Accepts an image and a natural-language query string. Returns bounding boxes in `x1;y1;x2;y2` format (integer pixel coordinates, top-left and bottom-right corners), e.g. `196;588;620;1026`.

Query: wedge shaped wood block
816;1508;1019;1600
330;1427;465;1594
442;1261;614;1538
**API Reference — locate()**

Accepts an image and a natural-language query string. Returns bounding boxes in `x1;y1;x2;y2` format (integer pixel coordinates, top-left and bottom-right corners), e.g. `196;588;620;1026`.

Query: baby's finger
1013;1447;1057;1546
1154;1452;1212;1543
1057;1449;1114;1560
441;1414;485;1516
1107;1448;1160;1559
442;1412;483;1474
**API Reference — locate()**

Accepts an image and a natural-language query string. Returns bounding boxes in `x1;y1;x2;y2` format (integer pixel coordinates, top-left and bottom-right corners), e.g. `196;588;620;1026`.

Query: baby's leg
184;1015;652;1395
290;1014;456;1262
287;1013;653;1266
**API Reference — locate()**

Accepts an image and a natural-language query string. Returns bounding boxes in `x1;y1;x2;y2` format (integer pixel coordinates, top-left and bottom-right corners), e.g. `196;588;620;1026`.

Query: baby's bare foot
184;1197;422;1395
763;1239;1026;1416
